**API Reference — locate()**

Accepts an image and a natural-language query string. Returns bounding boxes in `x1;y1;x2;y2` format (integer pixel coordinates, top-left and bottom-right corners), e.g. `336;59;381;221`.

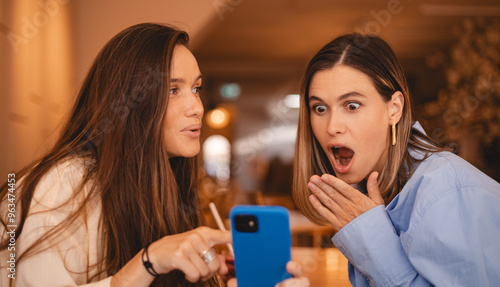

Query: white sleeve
2;159;112;287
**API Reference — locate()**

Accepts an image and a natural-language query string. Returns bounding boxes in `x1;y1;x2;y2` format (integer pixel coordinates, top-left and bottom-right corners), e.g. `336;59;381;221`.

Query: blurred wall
0;0;74;178
72;0;220;87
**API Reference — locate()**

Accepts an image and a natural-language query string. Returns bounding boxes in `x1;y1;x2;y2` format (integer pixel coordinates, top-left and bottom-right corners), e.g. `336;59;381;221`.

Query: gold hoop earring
392;124;396;146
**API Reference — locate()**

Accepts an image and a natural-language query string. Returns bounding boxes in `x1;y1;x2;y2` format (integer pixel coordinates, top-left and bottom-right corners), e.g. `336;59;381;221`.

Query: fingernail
309;195;316;202
311;177;320;184
321;175;328;182
308;183;316;190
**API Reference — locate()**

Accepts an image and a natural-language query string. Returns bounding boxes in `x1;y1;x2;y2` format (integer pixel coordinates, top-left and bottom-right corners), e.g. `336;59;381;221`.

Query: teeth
332;146;353;167
332;147;339;157
335;157;351;166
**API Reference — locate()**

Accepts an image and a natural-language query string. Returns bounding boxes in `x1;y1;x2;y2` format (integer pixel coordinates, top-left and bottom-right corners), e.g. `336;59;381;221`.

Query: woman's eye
312;104;327;114
192;86;203;94
345;102;361;111
169;88;178;95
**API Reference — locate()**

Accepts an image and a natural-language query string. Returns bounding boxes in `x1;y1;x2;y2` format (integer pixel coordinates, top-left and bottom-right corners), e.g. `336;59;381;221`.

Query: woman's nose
326;113;346;136
185;93;204;118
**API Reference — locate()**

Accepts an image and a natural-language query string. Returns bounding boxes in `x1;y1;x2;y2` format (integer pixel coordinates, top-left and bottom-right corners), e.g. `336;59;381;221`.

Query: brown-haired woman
0;23;307;287
293;33;500;286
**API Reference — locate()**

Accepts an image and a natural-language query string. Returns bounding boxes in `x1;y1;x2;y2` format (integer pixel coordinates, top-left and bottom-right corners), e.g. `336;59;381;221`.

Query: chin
334;172;364;185
179;149;199;158
168;146;200;159
184;146;201;158
184;152;199;158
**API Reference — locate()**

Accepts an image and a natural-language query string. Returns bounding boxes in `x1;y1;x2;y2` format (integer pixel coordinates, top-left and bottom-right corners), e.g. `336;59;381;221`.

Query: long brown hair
0;23;220;286
293;33;447;225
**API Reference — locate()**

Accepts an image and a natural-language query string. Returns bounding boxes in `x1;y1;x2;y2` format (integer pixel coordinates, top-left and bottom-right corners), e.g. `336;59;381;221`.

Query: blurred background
1;1;499;281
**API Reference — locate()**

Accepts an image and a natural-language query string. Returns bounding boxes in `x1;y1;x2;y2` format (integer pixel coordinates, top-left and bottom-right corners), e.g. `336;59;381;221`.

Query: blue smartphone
230;205;292;287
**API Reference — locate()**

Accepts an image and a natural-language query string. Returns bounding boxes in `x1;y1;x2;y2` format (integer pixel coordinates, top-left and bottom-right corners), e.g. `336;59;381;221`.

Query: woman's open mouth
329;145;355;173
181;124;202;138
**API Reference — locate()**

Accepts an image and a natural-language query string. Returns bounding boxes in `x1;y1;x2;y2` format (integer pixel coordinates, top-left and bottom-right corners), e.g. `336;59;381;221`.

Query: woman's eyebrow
170;74;202;83
308;95;324;102
309;92;365;102
338;92;366;102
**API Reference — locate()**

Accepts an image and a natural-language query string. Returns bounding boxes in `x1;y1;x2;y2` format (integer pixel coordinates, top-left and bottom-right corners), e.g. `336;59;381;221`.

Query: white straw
209;202;234;256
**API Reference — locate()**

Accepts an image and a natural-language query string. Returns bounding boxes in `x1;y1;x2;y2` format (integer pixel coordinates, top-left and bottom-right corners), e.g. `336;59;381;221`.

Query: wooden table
291;247;351;287
289;210;336;247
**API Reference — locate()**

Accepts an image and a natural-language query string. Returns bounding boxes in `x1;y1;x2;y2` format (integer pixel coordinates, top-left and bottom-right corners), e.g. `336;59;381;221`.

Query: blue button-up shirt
332;142;500;286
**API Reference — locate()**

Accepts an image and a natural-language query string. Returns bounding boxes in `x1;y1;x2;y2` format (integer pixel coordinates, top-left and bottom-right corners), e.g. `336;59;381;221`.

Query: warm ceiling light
207;107;230;129
211;110;225;124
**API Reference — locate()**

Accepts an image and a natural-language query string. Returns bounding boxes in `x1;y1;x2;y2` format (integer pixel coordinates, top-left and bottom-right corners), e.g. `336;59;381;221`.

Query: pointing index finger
203;228;232;247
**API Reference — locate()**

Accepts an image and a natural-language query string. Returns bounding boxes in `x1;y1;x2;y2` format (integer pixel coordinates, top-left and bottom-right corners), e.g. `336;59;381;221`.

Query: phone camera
234;214;259;233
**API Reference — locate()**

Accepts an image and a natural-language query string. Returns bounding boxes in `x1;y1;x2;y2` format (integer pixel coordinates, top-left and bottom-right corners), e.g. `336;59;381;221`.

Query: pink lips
181;124;202;138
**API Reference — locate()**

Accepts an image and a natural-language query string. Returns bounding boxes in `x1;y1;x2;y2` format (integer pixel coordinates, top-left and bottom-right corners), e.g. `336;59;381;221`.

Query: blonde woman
293;33;500;286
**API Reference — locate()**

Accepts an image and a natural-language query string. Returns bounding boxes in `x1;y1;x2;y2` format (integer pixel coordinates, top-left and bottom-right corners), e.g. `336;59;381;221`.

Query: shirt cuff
332;205;416;287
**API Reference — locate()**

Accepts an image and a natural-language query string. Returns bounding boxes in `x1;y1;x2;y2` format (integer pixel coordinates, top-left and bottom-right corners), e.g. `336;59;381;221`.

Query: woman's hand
308;171;384;232
226;261;310;287
148;226;232;282
275;261;310;287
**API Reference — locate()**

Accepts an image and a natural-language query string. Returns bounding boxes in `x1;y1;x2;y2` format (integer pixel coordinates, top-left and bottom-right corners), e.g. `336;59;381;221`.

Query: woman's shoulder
388;150;500;237
39;156;90;180
398;150;500;209
29;156;94;211
417;151;498;190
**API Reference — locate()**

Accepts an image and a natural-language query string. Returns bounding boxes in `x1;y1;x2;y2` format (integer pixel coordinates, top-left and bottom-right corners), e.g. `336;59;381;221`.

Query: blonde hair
293;34;446;224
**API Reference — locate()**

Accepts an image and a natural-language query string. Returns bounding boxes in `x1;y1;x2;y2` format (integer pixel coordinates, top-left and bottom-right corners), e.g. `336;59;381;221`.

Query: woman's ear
389;91;404;124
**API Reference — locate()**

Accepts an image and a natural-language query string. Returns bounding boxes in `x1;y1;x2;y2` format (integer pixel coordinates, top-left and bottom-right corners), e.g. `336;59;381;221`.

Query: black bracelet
142;242;160;277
